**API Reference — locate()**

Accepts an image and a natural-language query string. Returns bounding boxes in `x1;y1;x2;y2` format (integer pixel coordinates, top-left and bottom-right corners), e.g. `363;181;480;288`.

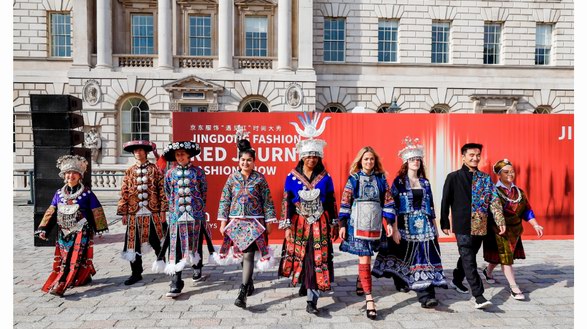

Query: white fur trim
189;253;201;267
255;255;277;272
141;243;152;255
174;259;188;273
121;251;138;263
151;260;166;273
208;252;217;264
164;262;176;275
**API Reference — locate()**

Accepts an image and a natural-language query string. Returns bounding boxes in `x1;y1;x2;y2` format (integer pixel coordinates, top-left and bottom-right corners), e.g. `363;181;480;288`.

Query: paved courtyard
13;192;574;328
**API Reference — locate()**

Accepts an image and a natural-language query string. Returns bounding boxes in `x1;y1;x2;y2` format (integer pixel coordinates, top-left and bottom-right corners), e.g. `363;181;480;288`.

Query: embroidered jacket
338;171;396;227
165;163;207;222
38;186;109;234
217;170;277;223
117;161;168;216
391;176;435;217
440;165;505;235
279;169;338;229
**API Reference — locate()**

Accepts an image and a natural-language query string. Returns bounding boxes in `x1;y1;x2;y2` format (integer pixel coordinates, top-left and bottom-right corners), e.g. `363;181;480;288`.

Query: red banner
172;113;574;240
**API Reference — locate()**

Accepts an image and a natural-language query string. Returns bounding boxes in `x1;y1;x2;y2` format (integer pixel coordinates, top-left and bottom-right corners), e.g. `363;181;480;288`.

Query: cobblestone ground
13;192;574;329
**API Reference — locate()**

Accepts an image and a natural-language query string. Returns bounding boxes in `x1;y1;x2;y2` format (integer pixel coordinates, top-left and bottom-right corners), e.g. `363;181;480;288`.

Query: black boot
124;256;143;285
166;271;184;298
234;283;248;308
247;279;255;296
306;301;319;314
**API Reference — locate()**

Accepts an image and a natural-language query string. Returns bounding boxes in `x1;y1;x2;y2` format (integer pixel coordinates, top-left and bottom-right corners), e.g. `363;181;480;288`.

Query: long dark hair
295;157;325;181
237;139;256;160
396;159;427;180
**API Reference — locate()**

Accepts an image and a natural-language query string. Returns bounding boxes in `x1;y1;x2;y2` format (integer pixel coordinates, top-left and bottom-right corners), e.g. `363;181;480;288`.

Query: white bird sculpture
290;112;331;139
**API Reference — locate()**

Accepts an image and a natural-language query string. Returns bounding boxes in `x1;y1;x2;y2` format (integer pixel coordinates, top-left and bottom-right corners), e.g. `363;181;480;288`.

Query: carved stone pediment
162;75;224;92
118;0;157;9
469;94;524;113
235;0;276;11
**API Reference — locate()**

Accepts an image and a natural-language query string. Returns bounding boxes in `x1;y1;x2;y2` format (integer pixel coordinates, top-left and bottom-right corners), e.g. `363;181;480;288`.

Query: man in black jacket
440;143;505;309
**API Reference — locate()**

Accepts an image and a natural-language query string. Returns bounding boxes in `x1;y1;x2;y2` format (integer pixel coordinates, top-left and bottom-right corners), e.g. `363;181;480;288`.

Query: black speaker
31;112;84;129
33;129;84;147
34;212;58;247
30;94;82;113
33;178;66;214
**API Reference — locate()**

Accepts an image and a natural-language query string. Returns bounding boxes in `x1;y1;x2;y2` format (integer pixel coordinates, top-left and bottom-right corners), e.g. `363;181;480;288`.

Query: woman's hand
38;231;47;241
339;227;346;240
533;224;544;238
285;228;293;242
121;215;127;225
331;224;339;241
219;221;227;236
386;224;393;237
392;227;401;244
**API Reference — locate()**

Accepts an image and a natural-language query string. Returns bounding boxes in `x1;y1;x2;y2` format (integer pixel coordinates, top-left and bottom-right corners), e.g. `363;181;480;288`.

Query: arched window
322;103;346;113
240;97;269;112
377;104;391;113
121;96;150;144
430;104;450;113
533;105;552;114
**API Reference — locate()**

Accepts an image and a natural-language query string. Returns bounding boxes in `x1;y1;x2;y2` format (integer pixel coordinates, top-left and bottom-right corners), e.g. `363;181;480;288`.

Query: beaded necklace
497;185;522;203
60;183;85;201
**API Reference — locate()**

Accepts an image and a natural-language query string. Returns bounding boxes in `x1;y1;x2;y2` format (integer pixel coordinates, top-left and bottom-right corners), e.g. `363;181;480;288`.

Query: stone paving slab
12;193;574;328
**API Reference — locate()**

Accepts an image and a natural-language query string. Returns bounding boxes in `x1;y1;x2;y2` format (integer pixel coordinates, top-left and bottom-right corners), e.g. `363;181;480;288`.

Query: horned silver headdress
56;155;89;178
398;136;425;163
290;113;330;158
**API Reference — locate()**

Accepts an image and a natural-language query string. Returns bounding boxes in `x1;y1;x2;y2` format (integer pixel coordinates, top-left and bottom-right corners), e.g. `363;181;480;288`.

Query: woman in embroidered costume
278;113;339;315
35;155;108;297
481;159;544;300
213;138;277;308
372;137;447;308
117;140;168;286
338;146;395;320
153;141;208;298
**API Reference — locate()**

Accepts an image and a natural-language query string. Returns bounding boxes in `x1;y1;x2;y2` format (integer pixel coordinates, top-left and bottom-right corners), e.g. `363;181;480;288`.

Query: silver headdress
290;113;330;158
398;136;424;163
56;155;89;178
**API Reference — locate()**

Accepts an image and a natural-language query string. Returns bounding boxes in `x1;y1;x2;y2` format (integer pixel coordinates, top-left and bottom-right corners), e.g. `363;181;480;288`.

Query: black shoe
166;279;184;298
192;268;202;282
247;281;255;296
306;301;319;315
421;298;439;308
396;285;410;293
124;274;143;286
298;286;307;297
474;295;493;309
234;284;248;308
365;299;377;320
449;279;469;294
356;277;365;296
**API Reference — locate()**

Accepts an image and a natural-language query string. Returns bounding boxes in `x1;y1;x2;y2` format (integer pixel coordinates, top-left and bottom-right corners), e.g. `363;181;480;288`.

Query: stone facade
13;0;573;168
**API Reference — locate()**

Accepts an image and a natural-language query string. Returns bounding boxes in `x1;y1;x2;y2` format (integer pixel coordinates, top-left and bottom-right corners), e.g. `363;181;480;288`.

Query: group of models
35;114;544;318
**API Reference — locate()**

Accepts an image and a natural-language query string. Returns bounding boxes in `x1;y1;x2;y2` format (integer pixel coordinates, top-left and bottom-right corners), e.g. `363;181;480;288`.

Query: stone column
217;0;234;71
72;0;90;68
297;0;313;71
96;0;112;69
158;0;173;69
277;0;292;71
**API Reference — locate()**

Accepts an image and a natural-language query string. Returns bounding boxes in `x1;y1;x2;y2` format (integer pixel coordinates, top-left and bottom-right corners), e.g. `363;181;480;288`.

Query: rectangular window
378;19;398;63
432;22;450;63
535;24;552;65
50;13;72;57
245;16;268;57
131;14;154;55
324;17;346;62
189;15;212;56
483;22;501;64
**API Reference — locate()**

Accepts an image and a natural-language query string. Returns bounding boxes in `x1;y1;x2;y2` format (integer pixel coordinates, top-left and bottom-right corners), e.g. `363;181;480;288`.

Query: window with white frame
432;21;450;64
121;97;150;145
535;24;552;65
324;17;346;62
189;15;212;56
50;12;72;57
321;103;346;113
240;97;269;112
483;22;501;64
245;16;268;57
378;19;398;63
131;14;154;55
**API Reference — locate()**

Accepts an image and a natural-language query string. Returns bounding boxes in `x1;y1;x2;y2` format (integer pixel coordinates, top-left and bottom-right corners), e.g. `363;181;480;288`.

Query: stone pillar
72;0;90;68
297;0;313;71
96;0;112;69
158;0;173;69
218;0;234;71
277;0;292;71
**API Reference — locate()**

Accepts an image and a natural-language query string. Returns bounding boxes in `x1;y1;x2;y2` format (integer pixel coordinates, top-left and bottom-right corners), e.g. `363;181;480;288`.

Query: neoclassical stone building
13;0;574;170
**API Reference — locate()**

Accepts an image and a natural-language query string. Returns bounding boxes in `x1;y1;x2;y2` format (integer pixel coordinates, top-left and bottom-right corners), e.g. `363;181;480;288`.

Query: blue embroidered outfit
215;170;277;266
372;176;447;291
339;171;396;256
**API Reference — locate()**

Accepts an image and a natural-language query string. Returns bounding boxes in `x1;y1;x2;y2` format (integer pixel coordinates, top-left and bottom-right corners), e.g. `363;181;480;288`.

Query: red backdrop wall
172;112;574;241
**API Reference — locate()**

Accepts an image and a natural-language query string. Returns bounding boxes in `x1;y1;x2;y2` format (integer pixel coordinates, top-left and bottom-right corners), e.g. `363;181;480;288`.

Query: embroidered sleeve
38;192;60;230
217;176;233;221
156;168;169;212
381;176;396;224
489;182;505;227
278;187;292;229
199;168;208;209
426;179;436;220
323;175;338;225
116;168;131;216
89;191;109;233
260;177;277;223
338;175;355;220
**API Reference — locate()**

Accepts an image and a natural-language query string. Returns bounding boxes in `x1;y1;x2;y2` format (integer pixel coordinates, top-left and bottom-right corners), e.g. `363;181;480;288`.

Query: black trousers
416;286;436;303
130;221;164;276
193;228;215;270
453;234;484;297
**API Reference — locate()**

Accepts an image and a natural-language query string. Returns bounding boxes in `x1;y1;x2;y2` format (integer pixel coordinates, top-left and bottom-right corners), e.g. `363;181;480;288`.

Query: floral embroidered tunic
217;170;277;222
